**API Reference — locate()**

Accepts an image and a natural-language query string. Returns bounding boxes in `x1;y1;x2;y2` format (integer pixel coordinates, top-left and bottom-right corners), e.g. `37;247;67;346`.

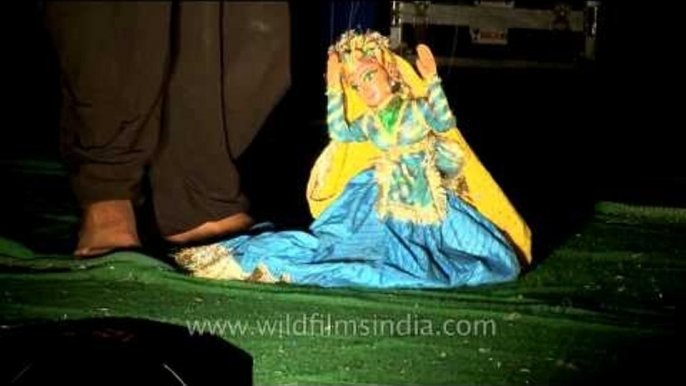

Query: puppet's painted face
347;60;393;108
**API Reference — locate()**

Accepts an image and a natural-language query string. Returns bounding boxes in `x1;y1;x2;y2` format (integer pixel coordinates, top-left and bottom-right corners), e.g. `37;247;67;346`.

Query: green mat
1;158;684;385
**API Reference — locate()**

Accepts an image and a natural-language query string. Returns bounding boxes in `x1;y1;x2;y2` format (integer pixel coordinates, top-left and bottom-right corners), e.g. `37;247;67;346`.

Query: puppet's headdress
328;29;401;84
328;29;429;120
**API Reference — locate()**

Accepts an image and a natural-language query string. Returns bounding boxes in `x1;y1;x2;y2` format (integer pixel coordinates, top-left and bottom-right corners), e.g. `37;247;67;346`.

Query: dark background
2;1;682;258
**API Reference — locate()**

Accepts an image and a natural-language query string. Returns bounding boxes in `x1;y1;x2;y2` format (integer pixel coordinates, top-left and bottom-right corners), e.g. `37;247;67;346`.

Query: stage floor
0;155;683;385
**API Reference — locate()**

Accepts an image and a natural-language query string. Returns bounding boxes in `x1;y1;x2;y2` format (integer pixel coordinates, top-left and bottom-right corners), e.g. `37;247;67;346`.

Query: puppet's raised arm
413;44;456;132
326;53;367;142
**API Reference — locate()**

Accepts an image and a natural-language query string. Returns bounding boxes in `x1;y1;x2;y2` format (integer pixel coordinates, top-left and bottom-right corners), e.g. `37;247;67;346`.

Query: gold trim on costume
374;136;448;225
172;245;292;284
172;244;248;280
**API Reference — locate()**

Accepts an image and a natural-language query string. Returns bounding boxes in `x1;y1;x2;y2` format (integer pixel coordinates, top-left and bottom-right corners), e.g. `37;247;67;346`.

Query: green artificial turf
1;157;683;385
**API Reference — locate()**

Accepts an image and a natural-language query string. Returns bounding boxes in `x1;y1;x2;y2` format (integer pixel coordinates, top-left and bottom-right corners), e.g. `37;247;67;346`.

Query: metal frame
390;1;602;68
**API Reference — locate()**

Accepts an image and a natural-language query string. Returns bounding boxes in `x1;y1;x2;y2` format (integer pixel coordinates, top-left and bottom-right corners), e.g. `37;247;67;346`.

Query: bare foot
164;212;254;245
75;200;141;257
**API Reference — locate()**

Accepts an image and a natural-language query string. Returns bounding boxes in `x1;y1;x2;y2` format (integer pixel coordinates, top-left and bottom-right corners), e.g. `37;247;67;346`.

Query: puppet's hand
415;44;437;80
327;53;343;92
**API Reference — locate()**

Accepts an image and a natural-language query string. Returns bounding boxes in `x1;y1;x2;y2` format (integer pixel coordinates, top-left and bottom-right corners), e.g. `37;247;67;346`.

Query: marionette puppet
172;30;531;289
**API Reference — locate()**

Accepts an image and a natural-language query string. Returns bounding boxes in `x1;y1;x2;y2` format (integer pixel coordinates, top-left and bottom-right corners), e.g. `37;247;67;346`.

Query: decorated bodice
326;77;466;224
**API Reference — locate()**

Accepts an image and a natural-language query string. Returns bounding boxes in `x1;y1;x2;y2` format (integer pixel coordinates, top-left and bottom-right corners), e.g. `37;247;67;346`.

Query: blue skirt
218;169;520;289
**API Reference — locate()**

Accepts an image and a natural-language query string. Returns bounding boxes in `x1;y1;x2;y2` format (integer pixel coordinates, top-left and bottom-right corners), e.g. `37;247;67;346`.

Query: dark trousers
45;2;290;236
